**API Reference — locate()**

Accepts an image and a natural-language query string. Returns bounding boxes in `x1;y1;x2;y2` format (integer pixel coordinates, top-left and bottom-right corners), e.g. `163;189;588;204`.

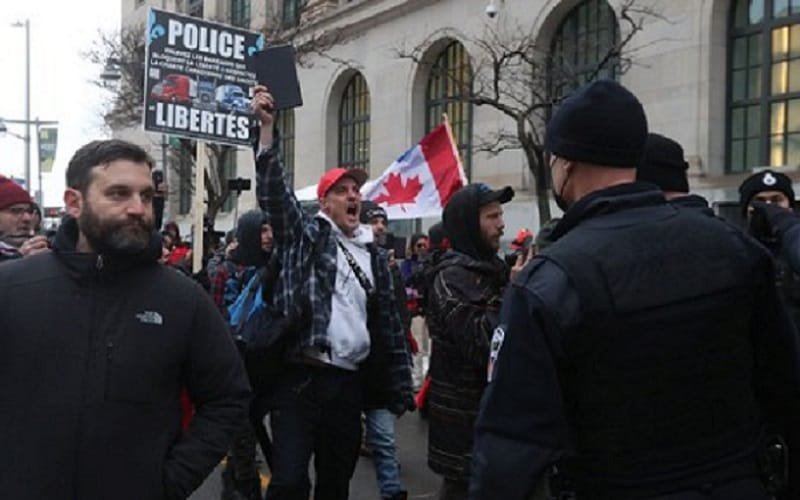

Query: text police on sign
143;8;264;145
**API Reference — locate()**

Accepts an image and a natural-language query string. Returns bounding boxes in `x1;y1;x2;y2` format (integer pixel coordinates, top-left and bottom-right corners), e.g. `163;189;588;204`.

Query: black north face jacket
0;217;251;499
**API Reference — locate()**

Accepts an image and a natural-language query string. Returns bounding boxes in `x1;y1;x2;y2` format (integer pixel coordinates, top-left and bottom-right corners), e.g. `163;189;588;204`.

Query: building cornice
297;0;443;42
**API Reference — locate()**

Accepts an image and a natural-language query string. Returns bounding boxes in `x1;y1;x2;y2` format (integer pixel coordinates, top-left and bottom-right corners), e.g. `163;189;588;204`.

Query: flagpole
442;113;467;185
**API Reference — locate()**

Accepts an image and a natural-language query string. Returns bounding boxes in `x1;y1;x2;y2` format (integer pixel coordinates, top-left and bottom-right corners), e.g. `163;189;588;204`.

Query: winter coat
0;217;251;500
426;249;507;481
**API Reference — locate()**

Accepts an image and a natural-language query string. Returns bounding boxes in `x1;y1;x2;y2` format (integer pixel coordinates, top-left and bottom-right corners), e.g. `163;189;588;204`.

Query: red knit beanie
0;176;33;210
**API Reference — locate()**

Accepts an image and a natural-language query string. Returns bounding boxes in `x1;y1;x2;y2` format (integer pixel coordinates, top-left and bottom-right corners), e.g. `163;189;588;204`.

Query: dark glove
749;202;781;243
388;392;417;416
752;201;800;236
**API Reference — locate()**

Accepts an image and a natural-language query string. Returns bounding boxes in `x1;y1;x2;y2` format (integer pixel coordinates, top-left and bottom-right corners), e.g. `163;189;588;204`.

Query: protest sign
143;8;264;146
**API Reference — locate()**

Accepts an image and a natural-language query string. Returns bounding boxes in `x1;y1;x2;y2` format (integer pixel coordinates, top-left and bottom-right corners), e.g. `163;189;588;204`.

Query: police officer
740;171;800;325
636;132;713;214
469;80;800;499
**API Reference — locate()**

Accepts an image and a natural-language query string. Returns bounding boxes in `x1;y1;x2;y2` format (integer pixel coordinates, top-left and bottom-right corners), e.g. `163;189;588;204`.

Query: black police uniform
469;183;800;500
669;193;714;215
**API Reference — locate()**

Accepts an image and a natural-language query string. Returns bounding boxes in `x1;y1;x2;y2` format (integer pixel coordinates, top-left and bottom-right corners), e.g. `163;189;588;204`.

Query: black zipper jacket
0;217;251;499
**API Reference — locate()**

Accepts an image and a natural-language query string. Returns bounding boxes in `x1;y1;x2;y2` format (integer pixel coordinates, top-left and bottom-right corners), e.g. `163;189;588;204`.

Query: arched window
338;73;371;171
549;0;619;99
426;41;473;179
276;108;295;187
728;0;800;172
229;0;250;27
283;0;303;28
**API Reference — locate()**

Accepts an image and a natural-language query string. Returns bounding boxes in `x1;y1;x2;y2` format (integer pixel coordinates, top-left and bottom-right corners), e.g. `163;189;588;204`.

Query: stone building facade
119;0;795;235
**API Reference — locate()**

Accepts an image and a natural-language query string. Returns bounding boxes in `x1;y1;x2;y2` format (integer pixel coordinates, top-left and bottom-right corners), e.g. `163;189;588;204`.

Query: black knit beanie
360;199;388;224
738;170;795;215
545;80;648;167
637;133;690;193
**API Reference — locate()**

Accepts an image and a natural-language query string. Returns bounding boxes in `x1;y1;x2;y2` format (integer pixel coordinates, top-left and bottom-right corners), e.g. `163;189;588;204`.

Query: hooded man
425;182;514;500
206;211;267;320
220;209;276;500
470;80;800;500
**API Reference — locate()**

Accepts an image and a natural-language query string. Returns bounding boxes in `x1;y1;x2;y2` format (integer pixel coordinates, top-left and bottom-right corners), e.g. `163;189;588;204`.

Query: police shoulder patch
487;325;506;382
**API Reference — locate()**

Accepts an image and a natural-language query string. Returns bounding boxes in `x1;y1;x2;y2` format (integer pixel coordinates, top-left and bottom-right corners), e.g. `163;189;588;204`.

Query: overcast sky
0;0;120;207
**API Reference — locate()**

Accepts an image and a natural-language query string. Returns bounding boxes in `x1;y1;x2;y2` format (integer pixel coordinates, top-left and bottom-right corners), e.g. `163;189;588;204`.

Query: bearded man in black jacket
0;139;251;500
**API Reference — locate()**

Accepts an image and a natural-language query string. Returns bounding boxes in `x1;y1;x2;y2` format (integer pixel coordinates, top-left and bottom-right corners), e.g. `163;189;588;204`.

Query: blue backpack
228;268;278;350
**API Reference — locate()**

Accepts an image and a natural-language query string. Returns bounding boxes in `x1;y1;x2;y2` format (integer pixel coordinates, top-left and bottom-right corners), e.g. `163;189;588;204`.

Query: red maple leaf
373;173;423;207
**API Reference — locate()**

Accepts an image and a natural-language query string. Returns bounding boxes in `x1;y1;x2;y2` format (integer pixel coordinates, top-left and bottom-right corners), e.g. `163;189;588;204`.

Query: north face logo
135;311;163;325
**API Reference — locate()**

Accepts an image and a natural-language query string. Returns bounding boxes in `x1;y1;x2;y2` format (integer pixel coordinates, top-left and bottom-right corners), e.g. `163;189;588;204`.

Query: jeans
410;316;430;390
365;408;404;498
263;364;362;500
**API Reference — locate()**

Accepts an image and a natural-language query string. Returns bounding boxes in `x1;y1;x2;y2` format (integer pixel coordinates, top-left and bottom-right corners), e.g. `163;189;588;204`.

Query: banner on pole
37;127;58;173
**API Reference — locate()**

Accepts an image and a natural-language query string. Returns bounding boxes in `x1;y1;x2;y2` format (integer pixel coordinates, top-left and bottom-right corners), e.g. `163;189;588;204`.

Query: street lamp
99;58;122;88
0;118;25;141
11;19;30;198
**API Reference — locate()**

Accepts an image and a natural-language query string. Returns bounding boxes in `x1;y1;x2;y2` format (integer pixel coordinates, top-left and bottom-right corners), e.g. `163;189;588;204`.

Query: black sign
228;177;252;193
143;8;263;146
248;45;304;110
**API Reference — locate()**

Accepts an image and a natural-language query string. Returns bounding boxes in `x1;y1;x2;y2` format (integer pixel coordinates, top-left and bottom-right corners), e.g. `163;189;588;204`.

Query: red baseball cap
317;167;368;199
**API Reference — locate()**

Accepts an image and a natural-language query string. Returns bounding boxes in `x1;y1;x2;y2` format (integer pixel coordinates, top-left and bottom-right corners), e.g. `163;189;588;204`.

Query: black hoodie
443;184;498;261
233;209;270;268
0;216;251;500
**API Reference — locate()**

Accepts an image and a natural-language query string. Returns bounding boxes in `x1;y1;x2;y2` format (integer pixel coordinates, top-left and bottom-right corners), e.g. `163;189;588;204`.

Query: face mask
553;191;570;212
552;165;572;212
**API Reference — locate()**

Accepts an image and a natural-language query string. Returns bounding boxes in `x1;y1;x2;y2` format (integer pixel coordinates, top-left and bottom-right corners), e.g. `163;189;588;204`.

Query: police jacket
470;183;800;500
669;193;714;216
0;217;252;500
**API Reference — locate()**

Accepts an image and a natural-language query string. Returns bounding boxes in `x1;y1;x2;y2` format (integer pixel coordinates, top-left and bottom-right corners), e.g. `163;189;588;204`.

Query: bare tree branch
394;0;662;224
88;3;350;227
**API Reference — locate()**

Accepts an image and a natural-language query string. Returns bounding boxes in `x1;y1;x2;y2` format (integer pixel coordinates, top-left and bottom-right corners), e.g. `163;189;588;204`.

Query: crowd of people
1;78;800;500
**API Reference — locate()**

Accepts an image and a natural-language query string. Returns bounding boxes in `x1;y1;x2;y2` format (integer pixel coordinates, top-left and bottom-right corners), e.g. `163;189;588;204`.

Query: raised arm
251;86;310;250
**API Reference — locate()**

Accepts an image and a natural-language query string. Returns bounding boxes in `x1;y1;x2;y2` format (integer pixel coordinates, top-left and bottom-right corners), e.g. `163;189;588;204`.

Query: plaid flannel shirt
255;140;413;410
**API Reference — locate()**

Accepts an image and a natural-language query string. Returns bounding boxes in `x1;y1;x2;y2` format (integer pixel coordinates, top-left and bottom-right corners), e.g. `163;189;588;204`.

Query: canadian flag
361;123;467;220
